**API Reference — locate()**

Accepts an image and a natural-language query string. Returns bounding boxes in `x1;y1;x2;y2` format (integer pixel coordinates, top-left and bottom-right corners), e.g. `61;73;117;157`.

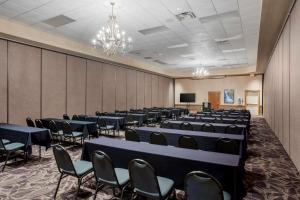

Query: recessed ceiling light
222;48;246;53
167;43;189;49
180;53;197;58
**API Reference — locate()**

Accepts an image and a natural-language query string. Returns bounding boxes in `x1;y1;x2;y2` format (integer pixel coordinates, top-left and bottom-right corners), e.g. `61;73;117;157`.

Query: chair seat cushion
73;160;93;176
126;121;139;125
223;191;231;200
5;142;25;151
69;132;83;137
100;125;114;130
157;176;174;197
115;168;130;186
52;131;63;136
2;139;10;144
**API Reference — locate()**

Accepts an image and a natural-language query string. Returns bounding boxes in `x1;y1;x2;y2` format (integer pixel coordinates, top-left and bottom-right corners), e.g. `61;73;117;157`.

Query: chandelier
92;2;132;56
192;66;210;78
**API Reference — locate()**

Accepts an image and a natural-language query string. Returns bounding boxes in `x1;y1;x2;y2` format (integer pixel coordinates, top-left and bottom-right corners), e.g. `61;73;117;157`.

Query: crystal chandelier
92;2;132;56
192;66;210;78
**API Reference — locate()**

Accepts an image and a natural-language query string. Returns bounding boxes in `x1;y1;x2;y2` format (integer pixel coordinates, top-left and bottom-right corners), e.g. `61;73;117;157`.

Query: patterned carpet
0;118;300;199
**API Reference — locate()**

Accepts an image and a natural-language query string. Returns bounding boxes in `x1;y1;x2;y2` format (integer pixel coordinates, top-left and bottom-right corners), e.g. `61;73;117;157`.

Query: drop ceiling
0;0;262;76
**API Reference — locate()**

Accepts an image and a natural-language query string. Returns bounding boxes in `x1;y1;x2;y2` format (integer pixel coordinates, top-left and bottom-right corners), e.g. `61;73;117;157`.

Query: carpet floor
0;117;300;199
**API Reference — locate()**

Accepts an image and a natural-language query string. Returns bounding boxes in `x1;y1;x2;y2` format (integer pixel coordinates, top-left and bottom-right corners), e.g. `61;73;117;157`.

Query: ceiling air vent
144;56;153;60
175;11;196;21
138;26;169;35
153;60;167;65
43;15;75;27
129;50;142;55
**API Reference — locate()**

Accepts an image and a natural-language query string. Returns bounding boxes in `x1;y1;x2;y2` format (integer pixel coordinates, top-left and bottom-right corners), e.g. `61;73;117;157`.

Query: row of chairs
125;129;238;154
162;121;241;134
53;145;230;200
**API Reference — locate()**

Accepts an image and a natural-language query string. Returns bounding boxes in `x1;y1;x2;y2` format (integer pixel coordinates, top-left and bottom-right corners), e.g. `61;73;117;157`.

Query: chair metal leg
77;178;82;196
39;145;41;161
54;173;64;199
2;151;11;172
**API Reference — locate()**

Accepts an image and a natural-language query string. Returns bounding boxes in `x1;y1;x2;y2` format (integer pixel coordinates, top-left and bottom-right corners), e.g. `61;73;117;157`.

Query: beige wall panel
168;78;174;107
273;45;279;137
86;60;102;114
151;75;158;107
42;50;66;118
127;69;137;110
163;77;169;107
136;71;145;109
282;19;290;154
0;40;7;123
144;73;152;108
116;67;127;111
102;64;116;112
290;1;300;170
67;56;86;115
8;42;41;124
278;37;283;142
158;76;164;107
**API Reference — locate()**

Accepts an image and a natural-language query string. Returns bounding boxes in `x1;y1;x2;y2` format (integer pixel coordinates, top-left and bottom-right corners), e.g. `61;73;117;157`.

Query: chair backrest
49;120;59;133
150;133;167;146
160;121;170;129
235;119;244;125
52;145;76;175
95;111;101;116
185;171;224;200
128;159;161;198
225;125;240;135
180;122;194;131
72;115;79;120
35;119;44;128
125;129;140;142
26;117;35;127
92;151;119;185
201;123;215;133
0;139;5;150
126;114;134;122
78;115;86;121
216;138;238;154
97;118;107;128
62;122;73;135
63;114;70;120
178;136;198;150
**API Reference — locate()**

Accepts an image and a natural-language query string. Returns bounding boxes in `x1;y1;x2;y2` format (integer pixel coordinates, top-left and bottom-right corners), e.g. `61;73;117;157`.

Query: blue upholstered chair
52;145;93;198
125;129;140;142
201;123;216;133
216;138;238;154
128;159;175;200
0;139;26;172
184;171;231;200
48;120;63;143
62;122;84;145
92;151;130;200
178;135;198;150
150;132;167;146
26;117;35;127
97;118;115;136
180;122;193;131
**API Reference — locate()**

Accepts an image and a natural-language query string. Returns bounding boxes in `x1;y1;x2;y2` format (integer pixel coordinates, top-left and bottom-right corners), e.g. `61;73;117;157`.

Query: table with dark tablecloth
81;137;243;199
181;116;250;125
163;120;247;135
135;127;245;156
0;124;51;154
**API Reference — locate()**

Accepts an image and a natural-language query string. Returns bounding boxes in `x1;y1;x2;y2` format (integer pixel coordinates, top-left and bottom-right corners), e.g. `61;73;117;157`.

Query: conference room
0;0;299;199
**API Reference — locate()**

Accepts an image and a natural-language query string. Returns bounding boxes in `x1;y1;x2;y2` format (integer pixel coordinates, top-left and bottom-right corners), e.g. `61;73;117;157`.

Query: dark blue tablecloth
135;127;245;156
163;120;247;135
81;137;243;199
181;116;249;125
0;124;51;153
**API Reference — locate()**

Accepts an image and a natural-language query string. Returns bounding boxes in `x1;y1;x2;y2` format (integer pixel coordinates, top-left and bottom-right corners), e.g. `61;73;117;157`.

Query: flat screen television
180;93;195;103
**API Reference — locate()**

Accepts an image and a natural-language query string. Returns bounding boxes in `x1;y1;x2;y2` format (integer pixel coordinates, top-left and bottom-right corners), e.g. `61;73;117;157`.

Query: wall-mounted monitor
180;93;195;103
